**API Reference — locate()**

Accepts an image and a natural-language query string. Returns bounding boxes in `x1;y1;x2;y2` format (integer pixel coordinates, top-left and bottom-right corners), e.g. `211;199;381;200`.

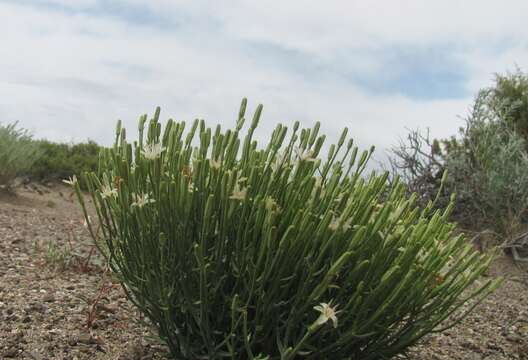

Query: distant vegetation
391;68;528;241
29;140;101;186
0;122;101;190
0;121;42;189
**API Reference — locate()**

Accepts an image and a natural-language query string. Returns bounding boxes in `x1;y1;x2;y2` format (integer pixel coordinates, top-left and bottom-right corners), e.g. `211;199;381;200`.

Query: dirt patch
0;183;169;359
0;182;526;359
408;256;528;360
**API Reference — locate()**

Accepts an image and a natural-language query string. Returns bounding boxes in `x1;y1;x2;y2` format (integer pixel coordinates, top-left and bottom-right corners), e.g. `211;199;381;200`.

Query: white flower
314;301;339;328
295;147;316;162
329;214;352;232
210;158;221;170
342;218;353;232
62;175;78;186
131;193;156;208
81;216;92;228
271;151;288;172
328;216;340;231
100;184;118;199
265;196;279;211
265;196;281;213
141;142;165;160
188;181;195;193
230;183;247;200
131;162;137;172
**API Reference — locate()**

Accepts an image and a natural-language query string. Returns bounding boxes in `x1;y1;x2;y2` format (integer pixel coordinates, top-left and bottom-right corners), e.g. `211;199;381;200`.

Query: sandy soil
0;182;526;359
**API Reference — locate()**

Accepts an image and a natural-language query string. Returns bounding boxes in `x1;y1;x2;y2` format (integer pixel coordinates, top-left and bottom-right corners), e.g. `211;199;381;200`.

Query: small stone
506;333;522;343
26;350;42;360
2;348;19;358
77;334;103;345
42;294;55;302
30;303;47;313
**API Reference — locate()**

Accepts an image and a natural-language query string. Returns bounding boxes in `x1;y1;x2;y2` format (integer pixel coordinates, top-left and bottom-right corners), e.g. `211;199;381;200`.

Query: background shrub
491;67;528;144
443;95;528;237
0;121;41;188
76;100;500;359
390;69;528;239
29;139;101;188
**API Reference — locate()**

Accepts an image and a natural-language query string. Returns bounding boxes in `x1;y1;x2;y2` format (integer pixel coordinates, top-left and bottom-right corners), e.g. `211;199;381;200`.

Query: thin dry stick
85;267;114;329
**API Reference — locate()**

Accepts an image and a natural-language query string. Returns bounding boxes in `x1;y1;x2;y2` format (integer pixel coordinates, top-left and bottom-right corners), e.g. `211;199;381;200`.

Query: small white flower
314;301;339;328
329;213;352;232
210;158;221;170
141;142;165;160
62;175;78;186
131;192;156;208
294;147;304;158
328;216;340;231
295;147;316;162
100;184;118;199
265;196;280;212
131;162;137;172
230;183;247;200
342;218;353;232
271;151;288;172
81;216;92;228
188;181;195;193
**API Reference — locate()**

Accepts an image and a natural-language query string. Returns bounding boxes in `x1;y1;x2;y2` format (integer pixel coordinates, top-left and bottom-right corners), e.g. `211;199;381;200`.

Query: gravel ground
0;182;526;359
0;183;169;359
407;257;528;360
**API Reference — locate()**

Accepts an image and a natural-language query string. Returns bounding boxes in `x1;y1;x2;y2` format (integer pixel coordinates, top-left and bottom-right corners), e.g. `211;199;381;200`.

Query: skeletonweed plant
74;99;501;359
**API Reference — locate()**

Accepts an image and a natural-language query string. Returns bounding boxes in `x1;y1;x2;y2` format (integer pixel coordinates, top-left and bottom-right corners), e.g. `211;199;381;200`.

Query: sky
1;0;528;164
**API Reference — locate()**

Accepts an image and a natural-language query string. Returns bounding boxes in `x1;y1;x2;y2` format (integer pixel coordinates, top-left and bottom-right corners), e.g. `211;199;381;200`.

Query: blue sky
1;0;528;163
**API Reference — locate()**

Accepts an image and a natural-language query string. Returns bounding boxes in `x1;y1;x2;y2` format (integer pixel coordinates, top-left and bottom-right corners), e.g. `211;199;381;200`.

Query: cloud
0;0;526;166
10;0;184;29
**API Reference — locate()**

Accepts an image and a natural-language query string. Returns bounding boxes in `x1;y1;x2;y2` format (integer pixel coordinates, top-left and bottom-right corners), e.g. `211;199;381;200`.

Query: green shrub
75;100;500;359
491;67;528;144
443;90;528;237
389;70;528;239
30;139;100;187
0;121;41;188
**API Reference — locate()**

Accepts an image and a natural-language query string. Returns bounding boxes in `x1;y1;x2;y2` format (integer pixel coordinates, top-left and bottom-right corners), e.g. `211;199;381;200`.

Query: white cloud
0;0;526;167
208;1;528;51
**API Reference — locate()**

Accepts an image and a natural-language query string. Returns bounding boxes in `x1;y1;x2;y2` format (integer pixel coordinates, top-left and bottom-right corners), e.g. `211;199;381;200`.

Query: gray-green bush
75;100;500;359
390;82;528;238
29;139;101;189
444;90;528;237
0;121;41;188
